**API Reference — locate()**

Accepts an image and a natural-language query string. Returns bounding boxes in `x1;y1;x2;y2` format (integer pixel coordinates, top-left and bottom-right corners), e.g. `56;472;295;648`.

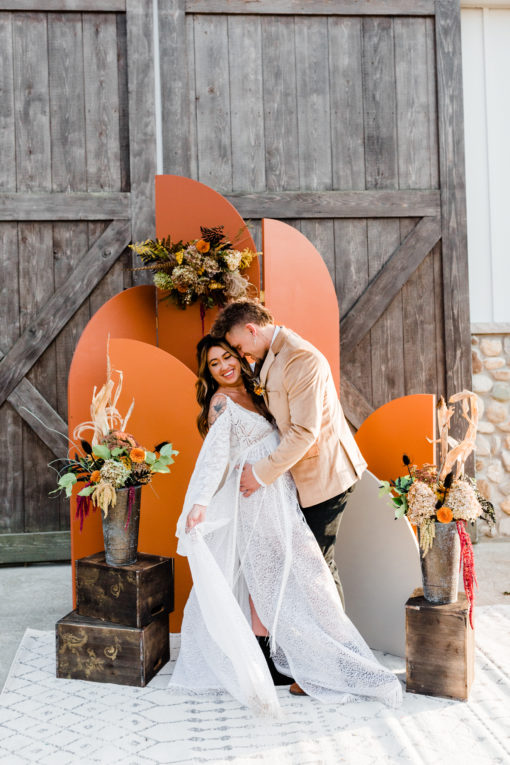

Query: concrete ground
1;540;509;691
1;562;73;691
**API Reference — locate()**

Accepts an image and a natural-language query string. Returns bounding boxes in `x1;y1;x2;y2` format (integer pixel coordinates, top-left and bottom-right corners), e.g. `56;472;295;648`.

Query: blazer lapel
259;346;275;387
259;327;288;387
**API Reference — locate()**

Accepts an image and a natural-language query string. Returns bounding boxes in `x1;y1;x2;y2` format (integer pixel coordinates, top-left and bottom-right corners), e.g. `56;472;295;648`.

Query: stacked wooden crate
406;590;474;701
56;552;174;687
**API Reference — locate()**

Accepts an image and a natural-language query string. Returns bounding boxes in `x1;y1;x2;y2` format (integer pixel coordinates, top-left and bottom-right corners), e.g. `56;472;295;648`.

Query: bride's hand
185;504;206;533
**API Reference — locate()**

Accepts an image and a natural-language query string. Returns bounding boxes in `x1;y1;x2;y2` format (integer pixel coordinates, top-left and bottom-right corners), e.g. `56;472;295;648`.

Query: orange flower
90;470;101;483
130;447;146;463
437;506;453;523
196;239;210;253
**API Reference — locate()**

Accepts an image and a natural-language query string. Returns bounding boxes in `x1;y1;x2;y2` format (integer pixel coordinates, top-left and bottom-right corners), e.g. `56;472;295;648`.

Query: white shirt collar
270;325;281;348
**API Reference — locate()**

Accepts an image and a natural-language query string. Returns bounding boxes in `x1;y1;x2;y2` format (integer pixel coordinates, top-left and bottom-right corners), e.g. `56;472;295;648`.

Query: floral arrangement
380;390;495;626
129;225;259;320
50;347;178;528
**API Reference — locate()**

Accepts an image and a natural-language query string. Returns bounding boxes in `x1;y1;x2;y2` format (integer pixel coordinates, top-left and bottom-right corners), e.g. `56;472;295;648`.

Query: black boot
256;636;293;686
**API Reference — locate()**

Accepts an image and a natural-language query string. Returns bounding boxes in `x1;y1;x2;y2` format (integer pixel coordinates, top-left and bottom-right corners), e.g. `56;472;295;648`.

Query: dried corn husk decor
72;338;135;448
438;390;478;481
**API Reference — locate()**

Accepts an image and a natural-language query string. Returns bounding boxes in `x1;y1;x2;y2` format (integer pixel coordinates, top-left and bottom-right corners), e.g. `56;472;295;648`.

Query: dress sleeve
181;394;232;510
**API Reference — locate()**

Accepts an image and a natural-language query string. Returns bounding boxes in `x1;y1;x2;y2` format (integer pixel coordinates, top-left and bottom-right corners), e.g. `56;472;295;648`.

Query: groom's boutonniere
253;379;266;397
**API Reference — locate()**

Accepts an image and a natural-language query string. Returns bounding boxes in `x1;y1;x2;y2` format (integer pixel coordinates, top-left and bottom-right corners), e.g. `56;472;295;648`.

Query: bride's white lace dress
169;394;402;713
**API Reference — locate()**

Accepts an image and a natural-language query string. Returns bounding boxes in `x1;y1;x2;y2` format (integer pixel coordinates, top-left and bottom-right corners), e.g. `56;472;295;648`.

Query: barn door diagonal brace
0;348;67;457
0;218;131;407
340;215;442;358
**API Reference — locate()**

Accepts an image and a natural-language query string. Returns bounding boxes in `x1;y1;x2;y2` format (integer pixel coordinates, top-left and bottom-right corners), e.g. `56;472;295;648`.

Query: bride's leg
249;595;269;636
250;598;292;685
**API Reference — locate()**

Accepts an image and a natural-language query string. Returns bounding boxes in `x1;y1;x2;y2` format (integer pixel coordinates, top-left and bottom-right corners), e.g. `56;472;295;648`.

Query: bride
168;334;402;714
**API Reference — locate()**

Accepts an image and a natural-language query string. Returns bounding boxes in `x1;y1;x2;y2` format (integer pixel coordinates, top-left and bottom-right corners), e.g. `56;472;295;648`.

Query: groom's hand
240;464;261;498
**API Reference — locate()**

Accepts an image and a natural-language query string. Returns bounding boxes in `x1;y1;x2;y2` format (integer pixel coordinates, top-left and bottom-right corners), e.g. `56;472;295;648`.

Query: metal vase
419;521;460;605
101;485;142;567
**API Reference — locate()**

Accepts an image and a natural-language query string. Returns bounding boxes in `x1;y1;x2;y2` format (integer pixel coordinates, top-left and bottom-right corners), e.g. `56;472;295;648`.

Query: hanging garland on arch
129;225;260;329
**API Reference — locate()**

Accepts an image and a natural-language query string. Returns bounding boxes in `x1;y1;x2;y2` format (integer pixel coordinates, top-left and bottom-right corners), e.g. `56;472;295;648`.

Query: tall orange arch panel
69;336;201;630
68;285;157;591
262;218;340;393
155;175;260;374
355;394;436;482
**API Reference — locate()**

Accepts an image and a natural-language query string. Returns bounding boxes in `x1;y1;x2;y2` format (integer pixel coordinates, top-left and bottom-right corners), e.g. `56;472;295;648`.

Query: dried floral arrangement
380;390;496;626
50;347;178;528
129;225;259;321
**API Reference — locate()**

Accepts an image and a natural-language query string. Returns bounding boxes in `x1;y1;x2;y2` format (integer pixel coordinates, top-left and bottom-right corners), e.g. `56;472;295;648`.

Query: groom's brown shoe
289;682;307;696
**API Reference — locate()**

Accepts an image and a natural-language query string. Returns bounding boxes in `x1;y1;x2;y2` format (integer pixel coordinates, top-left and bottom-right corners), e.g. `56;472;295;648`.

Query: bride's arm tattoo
208;394;227;427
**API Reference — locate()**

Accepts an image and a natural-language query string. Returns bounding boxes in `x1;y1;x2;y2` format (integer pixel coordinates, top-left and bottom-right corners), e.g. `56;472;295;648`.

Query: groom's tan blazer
253;327;367;508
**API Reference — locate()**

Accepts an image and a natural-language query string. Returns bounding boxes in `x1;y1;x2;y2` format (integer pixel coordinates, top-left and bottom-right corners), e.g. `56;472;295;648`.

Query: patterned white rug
0;606;509;765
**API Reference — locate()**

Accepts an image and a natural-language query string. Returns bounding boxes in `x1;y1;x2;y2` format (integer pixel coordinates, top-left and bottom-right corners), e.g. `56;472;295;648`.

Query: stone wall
472;333;510;537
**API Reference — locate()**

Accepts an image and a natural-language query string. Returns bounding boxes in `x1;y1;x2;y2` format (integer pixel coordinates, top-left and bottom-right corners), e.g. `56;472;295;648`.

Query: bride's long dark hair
196;335;271;438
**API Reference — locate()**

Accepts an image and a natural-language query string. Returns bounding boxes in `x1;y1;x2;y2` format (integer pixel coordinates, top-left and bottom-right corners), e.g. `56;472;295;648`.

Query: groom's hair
211;299;274;337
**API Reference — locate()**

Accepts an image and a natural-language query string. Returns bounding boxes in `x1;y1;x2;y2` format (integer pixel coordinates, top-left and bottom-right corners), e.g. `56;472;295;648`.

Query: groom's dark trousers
300;486;354;610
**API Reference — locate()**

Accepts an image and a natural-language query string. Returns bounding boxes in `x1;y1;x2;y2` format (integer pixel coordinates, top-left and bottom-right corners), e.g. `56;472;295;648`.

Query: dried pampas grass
72;338;134;447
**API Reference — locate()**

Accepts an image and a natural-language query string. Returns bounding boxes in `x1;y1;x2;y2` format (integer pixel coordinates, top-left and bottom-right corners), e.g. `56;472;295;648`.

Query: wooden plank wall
160;8;457;422
0;1;470;557
0;9;131;544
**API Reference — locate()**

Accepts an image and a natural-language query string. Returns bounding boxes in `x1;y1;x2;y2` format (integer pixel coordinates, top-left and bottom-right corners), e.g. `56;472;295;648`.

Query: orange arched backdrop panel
68;286;157;597
155;175;260;373
355;394;436;482
262;218;340;393
69;337;201;630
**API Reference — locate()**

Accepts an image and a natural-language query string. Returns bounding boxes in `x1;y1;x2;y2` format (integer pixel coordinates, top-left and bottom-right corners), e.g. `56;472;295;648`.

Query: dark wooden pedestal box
56;610;169;687
406;591;474;701
76;552;174;628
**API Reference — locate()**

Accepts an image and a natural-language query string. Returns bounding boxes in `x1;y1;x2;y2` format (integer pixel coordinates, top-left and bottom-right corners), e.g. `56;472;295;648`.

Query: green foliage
128;236;183;265
151;462;171;474
57;473;77;498
77;485;95;497
92;444;111;461
379;475;413;520
378;481;392;498
160;443;179;459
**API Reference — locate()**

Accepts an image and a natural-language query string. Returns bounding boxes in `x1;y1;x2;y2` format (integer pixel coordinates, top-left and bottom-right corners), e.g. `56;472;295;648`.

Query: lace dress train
169;395;402;713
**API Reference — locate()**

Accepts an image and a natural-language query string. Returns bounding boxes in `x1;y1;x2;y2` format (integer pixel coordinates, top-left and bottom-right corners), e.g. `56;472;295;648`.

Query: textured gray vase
419;521;460;604
101;485;141;567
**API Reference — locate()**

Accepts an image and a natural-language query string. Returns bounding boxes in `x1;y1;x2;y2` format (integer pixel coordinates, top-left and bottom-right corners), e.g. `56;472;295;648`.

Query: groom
211;299;367;611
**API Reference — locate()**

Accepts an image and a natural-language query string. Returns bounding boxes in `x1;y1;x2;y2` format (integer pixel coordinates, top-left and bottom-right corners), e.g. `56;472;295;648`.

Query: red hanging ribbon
456;520;478;629
75;482;95;532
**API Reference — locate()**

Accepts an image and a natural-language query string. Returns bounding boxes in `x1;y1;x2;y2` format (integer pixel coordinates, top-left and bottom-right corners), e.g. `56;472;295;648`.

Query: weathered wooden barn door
161;0;470;429
0;1;156;562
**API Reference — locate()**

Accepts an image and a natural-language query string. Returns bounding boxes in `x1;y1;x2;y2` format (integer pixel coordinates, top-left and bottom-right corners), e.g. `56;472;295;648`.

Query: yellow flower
175;250;184;265
209;281;223;290
240;248;258;269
